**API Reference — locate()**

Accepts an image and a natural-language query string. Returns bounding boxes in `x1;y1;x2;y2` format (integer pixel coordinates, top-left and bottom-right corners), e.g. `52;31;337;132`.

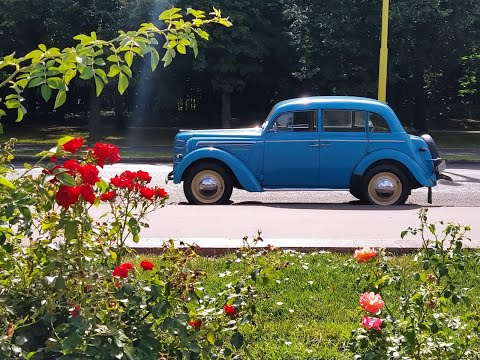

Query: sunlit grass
129;250;480;359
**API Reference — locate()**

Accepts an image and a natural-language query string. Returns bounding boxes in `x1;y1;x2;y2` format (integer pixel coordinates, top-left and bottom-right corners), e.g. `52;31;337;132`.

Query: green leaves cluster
349;209;480;359
0;7;231;126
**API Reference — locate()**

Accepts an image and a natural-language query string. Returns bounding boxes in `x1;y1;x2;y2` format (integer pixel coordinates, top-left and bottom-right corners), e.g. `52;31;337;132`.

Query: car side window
272;111;317;132
323;110;366;132
368;112;391;133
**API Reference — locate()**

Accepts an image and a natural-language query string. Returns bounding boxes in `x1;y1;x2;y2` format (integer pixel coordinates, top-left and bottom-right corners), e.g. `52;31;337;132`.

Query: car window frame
268;110;318;132
321;109;367;133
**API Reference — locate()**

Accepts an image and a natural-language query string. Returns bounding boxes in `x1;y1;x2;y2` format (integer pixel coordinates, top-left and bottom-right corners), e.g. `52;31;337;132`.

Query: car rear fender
173;147;263;192
353;150;436;187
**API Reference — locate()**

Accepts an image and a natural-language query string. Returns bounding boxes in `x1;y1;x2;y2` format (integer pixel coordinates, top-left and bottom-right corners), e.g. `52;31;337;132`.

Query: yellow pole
378;0;389;102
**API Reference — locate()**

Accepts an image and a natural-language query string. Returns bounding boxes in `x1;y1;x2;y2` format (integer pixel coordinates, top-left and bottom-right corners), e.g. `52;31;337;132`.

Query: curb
130;246;420;256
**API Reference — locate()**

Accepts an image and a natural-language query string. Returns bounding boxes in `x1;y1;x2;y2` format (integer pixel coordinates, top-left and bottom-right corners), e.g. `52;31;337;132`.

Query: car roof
273;96;391;112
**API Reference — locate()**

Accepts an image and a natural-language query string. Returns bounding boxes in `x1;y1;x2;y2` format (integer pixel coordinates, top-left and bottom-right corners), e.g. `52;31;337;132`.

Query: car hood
177;127;263;140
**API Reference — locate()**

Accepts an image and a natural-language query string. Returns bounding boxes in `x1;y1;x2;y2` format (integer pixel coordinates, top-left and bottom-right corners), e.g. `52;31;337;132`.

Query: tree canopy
1;0;479;131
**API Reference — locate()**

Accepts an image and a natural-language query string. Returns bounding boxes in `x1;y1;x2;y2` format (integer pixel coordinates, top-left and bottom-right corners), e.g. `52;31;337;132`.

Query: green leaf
95;76;104;96
38;44;47;52
159;7;182;21
150;48;160;71
207;330;216;344
94;68;108;83
0;122;3;134
80;66;94;80
47;77;65;90
65;221;78;240
177;43;186;55
58;136;74;147
62;333;82;352
54;90;67;109
121;65;132;78
41;84;52;102
162;51;173;67
55;276;65;290
0;109;6;118
28;77;46;88
231;331;244;350
107;64;121;77
0;176;15;189
17;107;25;122
118;73;129;95
133;234;140;243
125;51;133;67
56;173;76;187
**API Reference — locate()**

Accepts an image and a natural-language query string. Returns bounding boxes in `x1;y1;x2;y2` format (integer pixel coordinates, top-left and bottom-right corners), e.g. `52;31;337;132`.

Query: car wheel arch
182;158;241;188
351;159;421;193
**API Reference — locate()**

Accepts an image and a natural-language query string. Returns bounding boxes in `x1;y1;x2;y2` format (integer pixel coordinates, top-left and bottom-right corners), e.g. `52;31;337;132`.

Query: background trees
1;0;479;131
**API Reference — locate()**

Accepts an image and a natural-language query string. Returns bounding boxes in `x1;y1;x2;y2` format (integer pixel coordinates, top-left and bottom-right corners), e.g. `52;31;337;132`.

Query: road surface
14;163;480;249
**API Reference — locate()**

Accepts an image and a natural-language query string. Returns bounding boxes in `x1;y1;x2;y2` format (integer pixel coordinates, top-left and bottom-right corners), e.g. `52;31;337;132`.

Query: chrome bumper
434;159;452;181
165;171;174;184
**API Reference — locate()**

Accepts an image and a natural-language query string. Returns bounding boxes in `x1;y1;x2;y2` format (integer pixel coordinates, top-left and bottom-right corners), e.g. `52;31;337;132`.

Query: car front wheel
183;162;233;205
363;165;410;205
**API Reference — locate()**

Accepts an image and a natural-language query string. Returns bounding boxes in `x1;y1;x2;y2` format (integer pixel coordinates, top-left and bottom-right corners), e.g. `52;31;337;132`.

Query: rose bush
0;138;257;359
349;209;480;359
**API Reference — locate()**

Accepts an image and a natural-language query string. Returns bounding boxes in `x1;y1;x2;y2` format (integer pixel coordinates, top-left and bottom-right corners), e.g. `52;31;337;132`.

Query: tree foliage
0;6;231;128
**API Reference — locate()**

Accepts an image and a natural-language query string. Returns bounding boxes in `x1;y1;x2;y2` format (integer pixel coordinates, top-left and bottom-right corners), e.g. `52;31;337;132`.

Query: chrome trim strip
196;141;257;146
264;140;319;143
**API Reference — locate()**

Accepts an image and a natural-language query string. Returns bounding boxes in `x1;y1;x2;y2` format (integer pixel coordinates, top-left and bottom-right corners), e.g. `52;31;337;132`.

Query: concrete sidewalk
118;205;480;255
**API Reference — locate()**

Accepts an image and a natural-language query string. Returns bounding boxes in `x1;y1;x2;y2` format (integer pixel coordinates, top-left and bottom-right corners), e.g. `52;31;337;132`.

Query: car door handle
309;143;320;147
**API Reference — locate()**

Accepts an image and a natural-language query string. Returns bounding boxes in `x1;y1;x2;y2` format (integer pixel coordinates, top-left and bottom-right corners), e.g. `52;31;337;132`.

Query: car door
318;109;368;188
262;110;319;187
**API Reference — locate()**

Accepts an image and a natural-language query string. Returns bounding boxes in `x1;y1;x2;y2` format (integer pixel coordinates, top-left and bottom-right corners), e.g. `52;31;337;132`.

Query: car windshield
261;106;276;130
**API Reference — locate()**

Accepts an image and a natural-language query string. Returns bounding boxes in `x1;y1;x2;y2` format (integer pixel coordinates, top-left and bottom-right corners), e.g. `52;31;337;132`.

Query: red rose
78;164;100;185
91;142;120;168
156;188;168;198
100;191;117;201
55;186;80;209
139;186;156;200
136;170;152;183
189;319;202;328
63;159;79;173
51;156;57;163
224;304;237;317
112;262;133;278
63;137;84;154
110;175;132;189
69;304;81;318
80;184;96;204
140;260;154;271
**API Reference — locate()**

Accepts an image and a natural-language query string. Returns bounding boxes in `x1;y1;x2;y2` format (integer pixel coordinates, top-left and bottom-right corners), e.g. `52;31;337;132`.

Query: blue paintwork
171;96;440;193
173;147;263;192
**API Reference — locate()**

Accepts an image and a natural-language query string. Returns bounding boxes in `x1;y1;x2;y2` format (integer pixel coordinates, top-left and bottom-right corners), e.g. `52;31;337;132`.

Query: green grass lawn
131;250;480;359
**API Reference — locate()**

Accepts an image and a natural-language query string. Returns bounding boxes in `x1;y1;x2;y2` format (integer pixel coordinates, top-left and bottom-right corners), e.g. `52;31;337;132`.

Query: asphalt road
14;162;480;207
13;163;480;248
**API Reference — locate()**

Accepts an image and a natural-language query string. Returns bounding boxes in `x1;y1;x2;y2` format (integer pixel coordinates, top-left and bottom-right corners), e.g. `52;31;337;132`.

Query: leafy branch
0;7;231;125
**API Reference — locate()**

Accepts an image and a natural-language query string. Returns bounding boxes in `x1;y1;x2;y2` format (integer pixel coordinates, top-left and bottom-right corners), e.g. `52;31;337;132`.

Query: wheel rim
191;170;225;204
367;172;402;205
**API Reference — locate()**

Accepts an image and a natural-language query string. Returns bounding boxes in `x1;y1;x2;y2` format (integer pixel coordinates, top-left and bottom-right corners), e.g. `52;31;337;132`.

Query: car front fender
173;147;263;192
353;149;437;187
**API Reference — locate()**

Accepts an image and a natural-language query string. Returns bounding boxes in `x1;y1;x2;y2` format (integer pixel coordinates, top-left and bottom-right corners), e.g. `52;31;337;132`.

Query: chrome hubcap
198;176;219;197
367;172;402;205
374;178;395;199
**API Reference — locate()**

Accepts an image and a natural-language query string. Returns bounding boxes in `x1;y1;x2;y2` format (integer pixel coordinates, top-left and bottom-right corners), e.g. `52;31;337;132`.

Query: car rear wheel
183;162;233;205
363;165;410;205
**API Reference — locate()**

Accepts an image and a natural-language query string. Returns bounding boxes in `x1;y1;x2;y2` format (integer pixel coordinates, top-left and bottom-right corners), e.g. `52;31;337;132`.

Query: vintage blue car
167;96;450;205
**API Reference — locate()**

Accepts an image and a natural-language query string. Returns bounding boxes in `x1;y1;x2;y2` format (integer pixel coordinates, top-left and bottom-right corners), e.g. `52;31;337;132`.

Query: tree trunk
88;86;102;145
114;90;127;130
412;24;428;133
221;92;232;128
